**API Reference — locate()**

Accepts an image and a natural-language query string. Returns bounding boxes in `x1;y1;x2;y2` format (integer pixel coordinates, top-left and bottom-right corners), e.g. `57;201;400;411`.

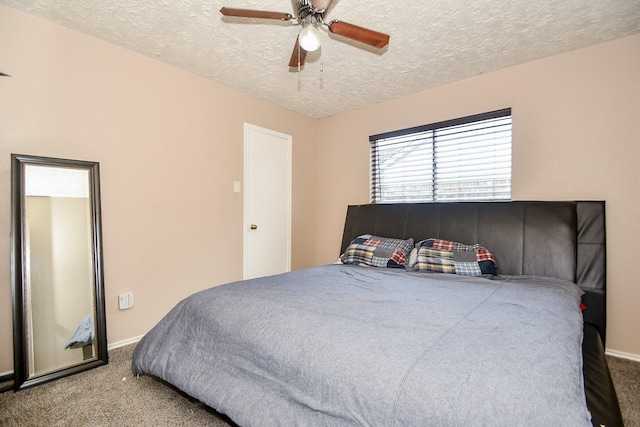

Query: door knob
250;224;258;230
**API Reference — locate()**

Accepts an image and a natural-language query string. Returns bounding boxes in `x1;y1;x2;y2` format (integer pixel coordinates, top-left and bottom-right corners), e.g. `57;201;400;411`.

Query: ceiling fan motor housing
292;0;325;20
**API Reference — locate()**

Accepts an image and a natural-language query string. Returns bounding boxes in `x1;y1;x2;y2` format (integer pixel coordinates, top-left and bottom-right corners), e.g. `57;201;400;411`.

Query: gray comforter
132;264;592;426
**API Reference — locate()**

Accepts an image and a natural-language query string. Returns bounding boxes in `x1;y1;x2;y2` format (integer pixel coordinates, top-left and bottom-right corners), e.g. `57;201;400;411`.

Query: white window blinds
370;109;512;203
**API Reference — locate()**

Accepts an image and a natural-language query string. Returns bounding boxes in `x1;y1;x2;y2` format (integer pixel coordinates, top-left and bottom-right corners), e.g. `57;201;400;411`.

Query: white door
243;123;292;279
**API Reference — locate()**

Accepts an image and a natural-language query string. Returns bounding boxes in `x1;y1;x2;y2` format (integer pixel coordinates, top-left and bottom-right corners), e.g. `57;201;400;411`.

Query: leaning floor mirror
11;154;107;390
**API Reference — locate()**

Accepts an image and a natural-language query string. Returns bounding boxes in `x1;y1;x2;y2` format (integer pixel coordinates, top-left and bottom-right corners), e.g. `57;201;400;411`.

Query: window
370;109;512;203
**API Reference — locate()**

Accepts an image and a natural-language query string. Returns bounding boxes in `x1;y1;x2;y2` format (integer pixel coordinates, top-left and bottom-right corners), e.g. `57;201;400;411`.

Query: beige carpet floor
0;344;232;426
607;354;640;426
1;343;639;426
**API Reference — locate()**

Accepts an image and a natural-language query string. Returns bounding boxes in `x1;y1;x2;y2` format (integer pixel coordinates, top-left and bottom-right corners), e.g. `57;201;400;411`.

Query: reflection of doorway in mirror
24;165;96;377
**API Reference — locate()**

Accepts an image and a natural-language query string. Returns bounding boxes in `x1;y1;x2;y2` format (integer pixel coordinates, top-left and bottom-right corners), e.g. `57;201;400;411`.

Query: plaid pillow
412;238;497;276
341;235;414;268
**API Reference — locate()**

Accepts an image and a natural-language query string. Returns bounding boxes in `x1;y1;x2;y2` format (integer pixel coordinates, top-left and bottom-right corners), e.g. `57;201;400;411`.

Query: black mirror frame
11;154;108;391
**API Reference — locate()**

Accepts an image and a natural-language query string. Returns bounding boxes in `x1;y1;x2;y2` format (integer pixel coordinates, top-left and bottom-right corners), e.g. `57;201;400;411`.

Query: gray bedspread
132;264;591;426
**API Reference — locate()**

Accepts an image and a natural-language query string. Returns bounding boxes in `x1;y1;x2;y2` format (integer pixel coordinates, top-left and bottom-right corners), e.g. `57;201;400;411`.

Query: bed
132;201;623;426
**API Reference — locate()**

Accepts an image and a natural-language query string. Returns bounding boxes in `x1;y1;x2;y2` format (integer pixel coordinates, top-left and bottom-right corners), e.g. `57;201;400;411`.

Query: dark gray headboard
340;201;607;342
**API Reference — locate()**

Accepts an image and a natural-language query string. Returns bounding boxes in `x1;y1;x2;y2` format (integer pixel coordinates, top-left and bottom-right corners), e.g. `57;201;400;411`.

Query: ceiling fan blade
288;37;308;68
311;0;334;11
327;20;390;49
220;7;293;21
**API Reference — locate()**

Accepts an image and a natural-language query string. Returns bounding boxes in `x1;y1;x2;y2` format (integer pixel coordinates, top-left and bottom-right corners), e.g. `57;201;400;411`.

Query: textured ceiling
2;0;639;118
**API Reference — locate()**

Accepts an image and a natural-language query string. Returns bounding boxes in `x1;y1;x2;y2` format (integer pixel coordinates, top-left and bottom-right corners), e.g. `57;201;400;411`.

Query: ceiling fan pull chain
321;62;324;72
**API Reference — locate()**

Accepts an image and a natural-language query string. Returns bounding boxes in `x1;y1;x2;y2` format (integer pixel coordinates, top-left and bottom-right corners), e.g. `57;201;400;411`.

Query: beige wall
0;5;318;374
1;5;639;377
315;34;640;356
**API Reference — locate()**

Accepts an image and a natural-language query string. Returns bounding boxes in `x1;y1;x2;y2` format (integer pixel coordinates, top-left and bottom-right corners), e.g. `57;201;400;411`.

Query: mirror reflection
24;164;96;375
12;155;107;390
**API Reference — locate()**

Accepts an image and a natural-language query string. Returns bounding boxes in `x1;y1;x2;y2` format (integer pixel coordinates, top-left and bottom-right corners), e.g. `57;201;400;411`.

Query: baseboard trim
606;348;640;362
108;335;143;351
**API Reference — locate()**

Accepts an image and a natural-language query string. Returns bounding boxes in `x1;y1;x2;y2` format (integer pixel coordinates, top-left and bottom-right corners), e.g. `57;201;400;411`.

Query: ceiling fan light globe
299;26;321;51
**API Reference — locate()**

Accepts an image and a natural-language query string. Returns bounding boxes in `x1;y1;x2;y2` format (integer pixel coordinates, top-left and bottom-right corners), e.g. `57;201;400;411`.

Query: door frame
243;123;292;279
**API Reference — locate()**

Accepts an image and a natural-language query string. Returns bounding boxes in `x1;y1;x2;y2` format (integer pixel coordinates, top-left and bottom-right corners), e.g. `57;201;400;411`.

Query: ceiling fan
220;0;390;69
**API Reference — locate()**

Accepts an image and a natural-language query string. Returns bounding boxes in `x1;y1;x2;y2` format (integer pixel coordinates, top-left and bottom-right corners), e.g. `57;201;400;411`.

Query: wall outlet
118;292;134;310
